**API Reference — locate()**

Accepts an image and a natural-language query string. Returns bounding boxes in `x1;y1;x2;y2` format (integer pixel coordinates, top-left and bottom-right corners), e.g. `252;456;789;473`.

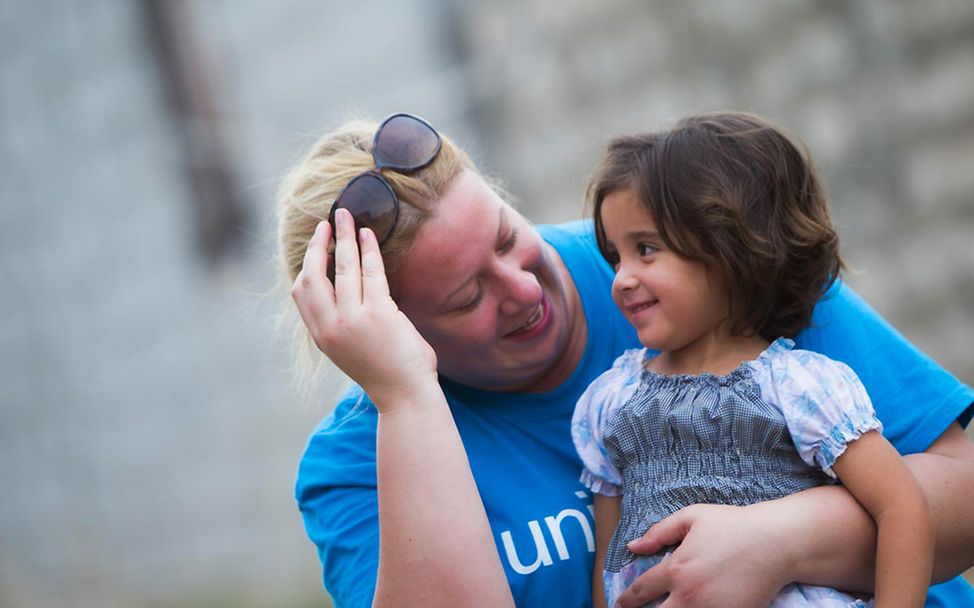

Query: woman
280;113;974;607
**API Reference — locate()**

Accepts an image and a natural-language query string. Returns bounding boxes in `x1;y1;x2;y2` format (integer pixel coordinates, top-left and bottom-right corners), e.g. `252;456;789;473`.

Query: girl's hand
616;503;790;608
291;209;438;407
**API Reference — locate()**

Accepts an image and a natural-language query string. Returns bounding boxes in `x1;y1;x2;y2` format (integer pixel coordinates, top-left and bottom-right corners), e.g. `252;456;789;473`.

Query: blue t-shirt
295;220;974;608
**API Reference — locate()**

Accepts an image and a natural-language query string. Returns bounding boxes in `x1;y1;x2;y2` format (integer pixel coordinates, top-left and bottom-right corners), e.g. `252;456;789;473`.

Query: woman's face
390;170;586;392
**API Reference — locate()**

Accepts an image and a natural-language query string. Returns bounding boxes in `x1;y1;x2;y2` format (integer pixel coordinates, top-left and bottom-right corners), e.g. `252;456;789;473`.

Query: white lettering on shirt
499;490;596;576
501;520;553;575
545;508;595;560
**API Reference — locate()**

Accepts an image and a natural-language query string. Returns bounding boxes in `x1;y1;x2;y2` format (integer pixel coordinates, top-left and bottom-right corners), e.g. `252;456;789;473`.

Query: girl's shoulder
747;337;862;389
591;347;650;391
572;349;648;496
750;340;882;477
574;348;648;423
746;337;877;432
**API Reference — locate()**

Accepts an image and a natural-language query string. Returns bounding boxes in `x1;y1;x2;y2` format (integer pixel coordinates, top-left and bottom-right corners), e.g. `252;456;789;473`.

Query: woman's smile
504;293;552;340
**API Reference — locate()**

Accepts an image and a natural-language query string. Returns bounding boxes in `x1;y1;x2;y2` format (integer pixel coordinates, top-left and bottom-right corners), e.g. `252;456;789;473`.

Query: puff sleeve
571;349;646;495
763;345;883;478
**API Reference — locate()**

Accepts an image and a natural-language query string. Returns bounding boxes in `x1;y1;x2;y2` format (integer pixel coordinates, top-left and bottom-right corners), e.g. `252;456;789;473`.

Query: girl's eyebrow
630;230;660;239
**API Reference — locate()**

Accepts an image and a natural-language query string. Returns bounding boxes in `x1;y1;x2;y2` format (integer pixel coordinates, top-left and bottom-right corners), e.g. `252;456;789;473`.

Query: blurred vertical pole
141;0;249;268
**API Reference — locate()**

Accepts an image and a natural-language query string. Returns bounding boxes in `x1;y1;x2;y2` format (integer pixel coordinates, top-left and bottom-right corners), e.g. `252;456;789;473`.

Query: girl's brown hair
588;112;843;340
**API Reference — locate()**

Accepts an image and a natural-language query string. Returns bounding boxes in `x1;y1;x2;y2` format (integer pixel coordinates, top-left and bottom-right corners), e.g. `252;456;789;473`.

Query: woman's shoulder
537;219;593;242
538;220;600;261
296;385;379;503
300;386;378;470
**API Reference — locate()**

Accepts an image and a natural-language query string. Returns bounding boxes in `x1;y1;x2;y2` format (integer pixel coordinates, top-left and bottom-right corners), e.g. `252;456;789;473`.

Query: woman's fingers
359;227;392;302
627;508;693;556
292;221;336;337
614;560;670;608
332;208;363;309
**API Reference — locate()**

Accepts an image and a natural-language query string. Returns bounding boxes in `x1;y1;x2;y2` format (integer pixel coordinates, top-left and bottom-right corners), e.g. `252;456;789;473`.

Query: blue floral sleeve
571;349;646;496
759;343;883;478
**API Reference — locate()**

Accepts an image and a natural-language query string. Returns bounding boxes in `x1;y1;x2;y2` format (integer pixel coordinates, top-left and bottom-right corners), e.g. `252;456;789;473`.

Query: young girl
572;112;934;608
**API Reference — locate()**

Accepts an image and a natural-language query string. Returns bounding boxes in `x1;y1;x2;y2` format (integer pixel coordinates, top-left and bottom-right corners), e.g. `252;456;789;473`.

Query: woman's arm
592;494;621;608
374;383;513;607
292;214;514;607
791;423;974;588
832;431;934;607
615;422;974;608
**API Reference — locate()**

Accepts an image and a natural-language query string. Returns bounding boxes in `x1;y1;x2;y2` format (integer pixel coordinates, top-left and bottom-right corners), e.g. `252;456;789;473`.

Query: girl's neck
648;331;771;377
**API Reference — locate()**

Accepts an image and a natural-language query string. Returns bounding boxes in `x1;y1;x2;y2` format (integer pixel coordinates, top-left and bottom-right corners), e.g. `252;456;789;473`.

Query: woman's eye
457;289;483;313
499;230;518;253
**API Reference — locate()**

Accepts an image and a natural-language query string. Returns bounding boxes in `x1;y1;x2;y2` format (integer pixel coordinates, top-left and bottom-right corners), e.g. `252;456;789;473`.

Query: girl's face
599;188;730;356
390;170;587;392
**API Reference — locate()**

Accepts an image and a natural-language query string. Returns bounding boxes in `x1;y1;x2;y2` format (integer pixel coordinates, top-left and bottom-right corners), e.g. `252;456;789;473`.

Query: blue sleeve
794;282;974;454
295;388;380;608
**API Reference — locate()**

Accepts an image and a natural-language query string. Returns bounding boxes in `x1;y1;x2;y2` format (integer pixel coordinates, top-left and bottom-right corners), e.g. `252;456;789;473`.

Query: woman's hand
295;210;514;607
291;209;438;407
616;503;792;608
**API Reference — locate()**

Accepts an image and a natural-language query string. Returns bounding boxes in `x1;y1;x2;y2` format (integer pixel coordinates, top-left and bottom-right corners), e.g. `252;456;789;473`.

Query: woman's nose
498;264;542;317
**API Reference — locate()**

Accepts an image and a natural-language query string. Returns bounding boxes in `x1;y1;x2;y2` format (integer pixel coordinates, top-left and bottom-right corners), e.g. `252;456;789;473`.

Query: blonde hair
275;117;474;399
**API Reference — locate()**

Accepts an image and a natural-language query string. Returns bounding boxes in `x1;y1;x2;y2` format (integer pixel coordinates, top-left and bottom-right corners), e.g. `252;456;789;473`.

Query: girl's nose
499;264;542;317
612;264;638;293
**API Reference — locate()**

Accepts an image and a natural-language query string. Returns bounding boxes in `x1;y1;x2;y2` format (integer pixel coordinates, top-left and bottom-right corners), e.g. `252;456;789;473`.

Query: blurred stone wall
457;0;974;382
1;1;971;607
0;1;324;606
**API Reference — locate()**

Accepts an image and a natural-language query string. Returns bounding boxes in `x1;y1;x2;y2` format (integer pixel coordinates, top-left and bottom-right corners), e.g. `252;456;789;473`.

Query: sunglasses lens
373;114;441;171
332;173;398;244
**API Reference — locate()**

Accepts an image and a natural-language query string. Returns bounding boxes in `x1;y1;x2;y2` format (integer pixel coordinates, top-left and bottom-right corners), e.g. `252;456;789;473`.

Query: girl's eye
638;243;658;257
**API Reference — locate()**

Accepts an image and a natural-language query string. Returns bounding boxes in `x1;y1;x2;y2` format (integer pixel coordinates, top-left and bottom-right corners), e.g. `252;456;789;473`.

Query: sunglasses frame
328;113;442;246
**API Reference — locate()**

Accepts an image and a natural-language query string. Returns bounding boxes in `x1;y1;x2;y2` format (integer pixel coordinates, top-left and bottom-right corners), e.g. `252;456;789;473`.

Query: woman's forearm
787;423;974;590
904;425;974;580
373;384;515;608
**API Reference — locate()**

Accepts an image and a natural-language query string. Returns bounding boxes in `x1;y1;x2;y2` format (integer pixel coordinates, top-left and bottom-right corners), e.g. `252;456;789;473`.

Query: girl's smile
598;188;738;371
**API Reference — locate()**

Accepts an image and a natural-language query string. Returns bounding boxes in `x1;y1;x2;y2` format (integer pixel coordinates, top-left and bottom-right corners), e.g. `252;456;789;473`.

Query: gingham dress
572;338;880;607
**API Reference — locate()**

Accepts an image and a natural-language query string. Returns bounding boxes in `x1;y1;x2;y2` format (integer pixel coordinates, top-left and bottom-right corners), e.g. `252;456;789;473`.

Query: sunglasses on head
328;112;442;246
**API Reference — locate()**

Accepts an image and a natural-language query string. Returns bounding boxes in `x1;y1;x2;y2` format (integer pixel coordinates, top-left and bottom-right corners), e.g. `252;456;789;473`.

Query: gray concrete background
1;1;971;606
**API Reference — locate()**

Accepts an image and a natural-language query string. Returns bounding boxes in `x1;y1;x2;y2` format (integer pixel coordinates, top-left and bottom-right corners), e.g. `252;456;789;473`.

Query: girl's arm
292;214;514;607
592;494;622;608
615;422;974;608
832;431;934;607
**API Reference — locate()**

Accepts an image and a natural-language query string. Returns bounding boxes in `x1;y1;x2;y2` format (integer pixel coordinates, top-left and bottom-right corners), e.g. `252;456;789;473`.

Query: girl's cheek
610;275;625;302
610;289;626;315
